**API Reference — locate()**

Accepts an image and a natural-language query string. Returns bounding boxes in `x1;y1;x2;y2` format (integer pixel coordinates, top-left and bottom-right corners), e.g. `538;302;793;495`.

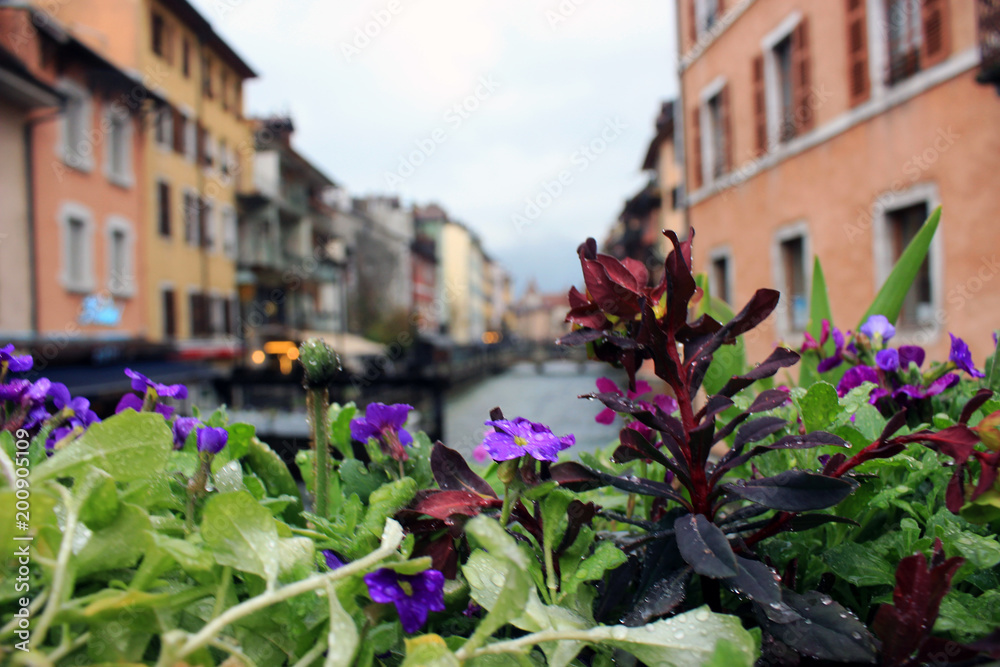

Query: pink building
676;0;1000;362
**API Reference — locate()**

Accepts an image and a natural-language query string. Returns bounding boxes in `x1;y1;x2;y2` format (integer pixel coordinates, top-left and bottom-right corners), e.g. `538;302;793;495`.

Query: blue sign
79;295;123;327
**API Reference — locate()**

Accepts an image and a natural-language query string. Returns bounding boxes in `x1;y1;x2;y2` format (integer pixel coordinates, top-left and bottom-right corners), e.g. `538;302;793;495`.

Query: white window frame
181;107;196;163
183;188;199;246
760;11;802;151
771;220;812;337
708;245;734;305
694;0;720;37
222;204;238;259
203;132;215;171
59;201;96;293
105;215;136;298
155;105;173;150
103;103;134;188
56;79;94;173
871;181;943;334
698;76;727;186
209;289;225;335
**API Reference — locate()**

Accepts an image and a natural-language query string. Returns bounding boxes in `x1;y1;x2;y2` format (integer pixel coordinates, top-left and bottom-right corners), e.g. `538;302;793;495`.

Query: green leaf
201;490;280;584
573;541;627;585
797;382;840;433
329;402;358;459
149;532;214;572
821;541;897;587
860;206;941;326
605;606;756;666
800;257;835;387
340;458;390;505
326;581;361;666
76;503;152;577
33;410;173;482
402;635;461;667
935;590;1000;642
359;477;417;545
78;468;120;530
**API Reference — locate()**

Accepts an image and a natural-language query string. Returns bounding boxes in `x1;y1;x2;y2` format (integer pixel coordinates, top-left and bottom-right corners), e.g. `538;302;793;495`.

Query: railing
978;0;1000;87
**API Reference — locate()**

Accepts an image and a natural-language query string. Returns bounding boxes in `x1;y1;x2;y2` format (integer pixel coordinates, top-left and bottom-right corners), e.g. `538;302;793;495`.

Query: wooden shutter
691;106;703;190
752;55;767;156
720;84;733;173
198;198;209;248
172;108;184;154
792;17;813;132
921;0;950;67
158;181;171;236
162;289;176;339
846;0;870;106
196;122;206;165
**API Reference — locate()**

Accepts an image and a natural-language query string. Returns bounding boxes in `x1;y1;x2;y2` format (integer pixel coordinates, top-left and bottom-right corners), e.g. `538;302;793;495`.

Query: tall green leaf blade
694;274;747;395
860;206;941;326
33;410;173;482
800;257;834;387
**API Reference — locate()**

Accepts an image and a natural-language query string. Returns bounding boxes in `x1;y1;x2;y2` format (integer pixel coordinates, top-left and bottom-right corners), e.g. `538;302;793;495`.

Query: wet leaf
724;471;856;512
621;567;691;626
725;556;780;605
674;513;737;579
431;442;497;497
201;490;280;584
760;590;878;663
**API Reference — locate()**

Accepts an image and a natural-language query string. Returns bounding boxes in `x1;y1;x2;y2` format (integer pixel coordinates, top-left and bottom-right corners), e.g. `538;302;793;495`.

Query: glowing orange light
251;350;266;364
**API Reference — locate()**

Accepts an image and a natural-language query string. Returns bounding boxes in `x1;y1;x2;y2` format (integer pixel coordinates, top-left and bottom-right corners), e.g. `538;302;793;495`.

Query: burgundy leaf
725;556;780;605
621;567;691;626
621;256;649;288
719;347;801;397
879;408;909;443
617;427;673;470
786;513;860;531
663;230;698;331
410;490;502;521
556;500;598;554
556;328;606;347
673;513;738;579
547;461;605;491
413;534;460;579
724;471;856;512
431;443;497;498
695;394;734;424
734;416;789;450
749;389;792;413
595;254;640;294
759;590;878;663
960;388;995;424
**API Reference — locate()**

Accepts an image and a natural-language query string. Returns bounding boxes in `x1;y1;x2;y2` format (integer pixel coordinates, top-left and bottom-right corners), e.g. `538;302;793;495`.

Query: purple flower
323;550;345;570
898;345;925;370
0;379;30;402
652;394;679;415
481;417;574;462
816;327;847;373
196;427;228;455
0;345;33;373
115;392;175;419
949;334;985;378
894;373;960;400
876;349;900;372
860;315;895;345
593;377;652;424
836;365;879;399
124;368;188;399
472;442;489;464
364;568;445;633
173;417;200;449
350;403;414;461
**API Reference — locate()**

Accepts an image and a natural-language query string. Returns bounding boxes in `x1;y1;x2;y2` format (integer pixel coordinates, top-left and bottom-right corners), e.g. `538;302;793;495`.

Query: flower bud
497;459;519;485
298;338;341;387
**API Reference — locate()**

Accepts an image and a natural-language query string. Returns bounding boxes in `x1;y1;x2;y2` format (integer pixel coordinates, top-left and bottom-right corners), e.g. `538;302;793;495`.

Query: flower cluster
351;402;414;461
802;315;989;410
115;368;188;418
481;417;575;462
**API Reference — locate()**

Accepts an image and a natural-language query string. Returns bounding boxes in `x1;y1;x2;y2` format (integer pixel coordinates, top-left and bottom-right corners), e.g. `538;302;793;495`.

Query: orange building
676;0;1000;362
0;7;149;348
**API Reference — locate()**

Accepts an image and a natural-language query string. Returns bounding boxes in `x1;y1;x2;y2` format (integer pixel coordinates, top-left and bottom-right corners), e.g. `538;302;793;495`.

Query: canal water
443;360;622;459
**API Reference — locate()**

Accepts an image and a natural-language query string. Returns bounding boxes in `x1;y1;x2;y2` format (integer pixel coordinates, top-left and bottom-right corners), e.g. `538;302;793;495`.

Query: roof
0;41;62;109
641;100;676;171
157;0;257;78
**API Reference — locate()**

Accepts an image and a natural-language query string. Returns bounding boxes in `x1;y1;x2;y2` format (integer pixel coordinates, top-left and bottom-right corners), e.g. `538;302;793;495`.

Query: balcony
978;0;1000;91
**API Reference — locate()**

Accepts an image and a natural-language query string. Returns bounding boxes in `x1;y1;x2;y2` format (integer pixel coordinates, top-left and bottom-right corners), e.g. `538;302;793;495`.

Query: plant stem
46;630;90;663
543;534;558;604
32;486;77;649
212;566;232;620
499;481;521;527
0;591;46;640
186;455;211;533
158;520;404;666
457;626;627;661
309;387;331;518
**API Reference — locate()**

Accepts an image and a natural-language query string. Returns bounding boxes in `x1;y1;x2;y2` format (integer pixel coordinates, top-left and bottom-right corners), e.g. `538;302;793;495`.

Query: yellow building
40;0;256;355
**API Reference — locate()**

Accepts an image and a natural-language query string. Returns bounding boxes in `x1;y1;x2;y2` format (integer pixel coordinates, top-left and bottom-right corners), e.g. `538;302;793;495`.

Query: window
106;217;134;297
223;297;235;336
189;292;211;337
693;0;720;37
202;55;213;98
774;35;795;142
151;13;166;58
221;70;229;110
200;198;214;249
846;0;870;106
778;233;809;332
694;78;732;187
59;203;94;293
707;93;726;178
758;14;812;152
60;84;93;171
889;203;934;327
184;113;196;162
105;106;132;186
183;190;199;245
670;186;681;210
210;294;225;334
222;206;238;259
219;139;230;175
162;287;176;339
157;180;171;237
155;105;173;148
885;0;950;84
182;38;191;78
709;248;732;304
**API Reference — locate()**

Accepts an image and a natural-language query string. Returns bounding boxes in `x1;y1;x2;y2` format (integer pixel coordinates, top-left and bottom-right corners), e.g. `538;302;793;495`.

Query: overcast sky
191;0;678;295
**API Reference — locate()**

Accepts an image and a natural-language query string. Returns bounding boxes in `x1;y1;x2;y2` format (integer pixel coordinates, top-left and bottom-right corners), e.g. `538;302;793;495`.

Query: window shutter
921;0;950;67
163;289;176;339
158;181;171;236
691;106;703;190
689;0;698;48
792;17;814;132
172;108;184;154
198;198;209;248
196;122;206;165
717;0;725;14
752;55;767;156
846;0;870;106
720;84;734;173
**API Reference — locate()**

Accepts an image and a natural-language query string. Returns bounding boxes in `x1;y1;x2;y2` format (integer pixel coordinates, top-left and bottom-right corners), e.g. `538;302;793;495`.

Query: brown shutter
717;0;725;14
196;122;206;165
792;17;813;133
846;0;870;107
198;198;208;247
173;108;184;154
720;84;733;173
691;106;703;190
752;54;767;156
921;0;950;67
163;289;176;339
688;0;698;49
158;181;171;236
